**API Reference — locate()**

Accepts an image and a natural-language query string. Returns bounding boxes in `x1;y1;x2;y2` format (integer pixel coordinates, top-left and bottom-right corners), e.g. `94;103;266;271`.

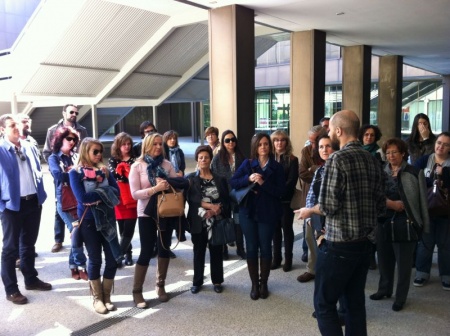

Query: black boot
283;253;293;272
271;227;282;270
260;258;271;299
120;236;133;266
235;224;246;259
247;258;260;300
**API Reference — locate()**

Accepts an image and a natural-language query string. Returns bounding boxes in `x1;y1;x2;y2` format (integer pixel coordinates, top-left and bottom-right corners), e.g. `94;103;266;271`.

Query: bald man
296;110;386;336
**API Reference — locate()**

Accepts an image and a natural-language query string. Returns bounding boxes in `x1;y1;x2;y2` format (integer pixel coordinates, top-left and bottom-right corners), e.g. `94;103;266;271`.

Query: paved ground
1;138;449;335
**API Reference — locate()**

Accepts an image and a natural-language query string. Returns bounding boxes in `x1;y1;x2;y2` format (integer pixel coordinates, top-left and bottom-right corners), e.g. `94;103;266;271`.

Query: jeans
80;219;117;280
1;198;42;295
56;202;87;269
191;226;223;286
314;239;372;336
54;206;66;243
416;216;450;282
239;209;275;259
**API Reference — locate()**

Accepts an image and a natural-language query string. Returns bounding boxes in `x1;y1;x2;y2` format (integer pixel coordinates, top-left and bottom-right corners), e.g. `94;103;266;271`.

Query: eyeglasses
385;151;400;156
92;149;103;155
68;111;79;115
273;138;286;142
144;129;155;134
15;146;26;161
436;141;450;148
364;133;375;137
65;136;77;142
224;138;236;144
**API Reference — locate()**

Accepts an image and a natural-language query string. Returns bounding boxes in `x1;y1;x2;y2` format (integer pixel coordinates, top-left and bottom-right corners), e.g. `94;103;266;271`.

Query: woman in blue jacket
230;133;285;300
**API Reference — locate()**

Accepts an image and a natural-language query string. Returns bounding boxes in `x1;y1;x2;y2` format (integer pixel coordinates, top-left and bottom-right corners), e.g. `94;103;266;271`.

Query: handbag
230;183;255;205
427;178;449;217
290;188;302;209
210;218;236;246
61;182;78;219
383;213;420;243
157;185;185;218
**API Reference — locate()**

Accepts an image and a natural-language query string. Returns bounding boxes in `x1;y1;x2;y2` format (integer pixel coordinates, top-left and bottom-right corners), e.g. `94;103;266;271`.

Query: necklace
391;166;400;176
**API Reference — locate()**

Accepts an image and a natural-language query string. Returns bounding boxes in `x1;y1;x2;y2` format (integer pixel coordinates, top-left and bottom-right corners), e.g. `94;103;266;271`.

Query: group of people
1;108;449;336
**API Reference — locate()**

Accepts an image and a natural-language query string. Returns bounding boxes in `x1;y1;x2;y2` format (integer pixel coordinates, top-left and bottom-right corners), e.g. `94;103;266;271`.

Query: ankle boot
156;257;170;302
260;258;271;299
247;258;260;300
283;253;293;272
133;264;149;309
90;278;108;314
102;278;116;311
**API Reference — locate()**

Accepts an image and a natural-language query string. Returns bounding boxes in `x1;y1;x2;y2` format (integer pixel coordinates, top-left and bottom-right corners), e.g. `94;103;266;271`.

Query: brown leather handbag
157;185;185;218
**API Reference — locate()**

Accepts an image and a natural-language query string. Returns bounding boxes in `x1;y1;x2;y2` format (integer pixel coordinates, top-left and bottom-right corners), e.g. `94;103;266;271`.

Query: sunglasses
15;146;26;161
68;111;79;115
92;149;103;155
65;136;77;142
224;138;236;144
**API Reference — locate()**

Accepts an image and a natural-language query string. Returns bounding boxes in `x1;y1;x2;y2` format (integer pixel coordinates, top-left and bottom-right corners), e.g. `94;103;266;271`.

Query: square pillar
342;45;372;123
290;30;326;158
378;55;403;139
442;75;450;132
209;5;254;155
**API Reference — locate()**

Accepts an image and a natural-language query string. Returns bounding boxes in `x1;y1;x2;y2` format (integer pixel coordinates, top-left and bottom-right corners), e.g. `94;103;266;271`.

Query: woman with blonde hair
108;132;137;267
270;130;298;271
69;138;121;314
129;133;187;307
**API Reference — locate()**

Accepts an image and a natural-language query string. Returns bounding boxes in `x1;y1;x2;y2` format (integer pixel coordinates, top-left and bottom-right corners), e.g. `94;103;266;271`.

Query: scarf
144;154;168;186
362;143;380;156
169;146;181;173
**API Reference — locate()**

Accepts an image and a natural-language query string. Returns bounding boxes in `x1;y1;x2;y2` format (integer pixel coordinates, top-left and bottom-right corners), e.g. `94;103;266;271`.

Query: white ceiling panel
110;73;180;98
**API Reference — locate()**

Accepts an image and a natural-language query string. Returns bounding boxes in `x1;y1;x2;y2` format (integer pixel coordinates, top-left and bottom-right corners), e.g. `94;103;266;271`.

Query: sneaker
413;278;426;287
442;282;450;291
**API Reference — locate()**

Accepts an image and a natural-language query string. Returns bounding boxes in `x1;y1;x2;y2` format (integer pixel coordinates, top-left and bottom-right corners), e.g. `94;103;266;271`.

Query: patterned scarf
143;154;168;186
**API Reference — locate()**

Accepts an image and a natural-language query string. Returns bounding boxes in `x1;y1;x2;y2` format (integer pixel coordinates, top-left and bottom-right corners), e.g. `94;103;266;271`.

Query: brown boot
133;264;149;309
102;278;116;311
259;258;271;299
247;258;260;300
90;278;107;314
156;257;170;302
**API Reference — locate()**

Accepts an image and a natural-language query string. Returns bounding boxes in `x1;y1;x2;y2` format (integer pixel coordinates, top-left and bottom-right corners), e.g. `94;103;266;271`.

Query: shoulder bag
210;218;236;246
383;213;420;243
157;185;185;218
61;182;78;219
427;177;449;217
230;183;255;205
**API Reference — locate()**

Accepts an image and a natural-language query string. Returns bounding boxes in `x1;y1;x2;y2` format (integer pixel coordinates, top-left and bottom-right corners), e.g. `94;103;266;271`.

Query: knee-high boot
133;264;149;309
260;258;272;299
156;257;170;302
102;278;116;311
271;230;282;270
90;278;108;314
247;258;260;300
235;224;247;259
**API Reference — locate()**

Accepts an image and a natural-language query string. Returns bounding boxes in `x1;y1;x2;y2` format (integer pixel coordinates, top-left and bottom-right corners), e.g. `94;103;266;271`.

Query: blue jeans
314;239;372;336
80;219;117;280
416;216;450;282
56;202;87;269
239;209;275;259
1;198;42;295
54;206;66;243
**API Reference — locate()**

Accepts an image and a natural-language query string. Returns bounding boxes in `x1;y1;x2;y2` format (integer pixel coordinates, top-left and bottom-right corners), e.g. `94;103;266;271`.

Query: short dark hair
382;137;408;161
63;104;77;112
205;126;219;137
162;130;179;146
139;121;157;138
194;145;213;161
319;117;330;124
358;124;382;143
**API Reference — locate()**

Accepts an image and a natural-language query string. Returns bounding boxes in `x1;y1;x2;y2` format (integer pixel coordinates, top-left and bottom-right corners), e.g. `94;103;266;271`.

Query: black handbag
210;218;236;246
427;178;449;217
383;213;420;243
230;183;255;205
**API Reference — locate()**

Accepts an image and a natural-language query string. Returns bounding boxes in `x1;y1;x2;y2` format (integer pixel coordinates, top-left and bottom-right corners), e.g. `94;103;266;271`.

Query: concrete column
209;5;254;155
91;104;98;139
442;75;450;132
377;55;403;139
342;45;372;123
290;30;326;158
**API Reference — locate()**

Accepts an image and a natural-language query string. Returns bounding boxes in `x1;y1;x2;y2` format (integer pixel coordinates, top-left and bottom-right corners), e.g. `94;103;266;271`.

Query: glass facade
255;89;290;134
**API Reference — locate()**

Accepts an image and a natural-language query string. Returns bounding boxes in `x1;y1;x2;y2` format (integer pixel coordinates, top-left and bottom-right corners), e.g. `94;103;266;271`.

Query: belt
20;194;37;200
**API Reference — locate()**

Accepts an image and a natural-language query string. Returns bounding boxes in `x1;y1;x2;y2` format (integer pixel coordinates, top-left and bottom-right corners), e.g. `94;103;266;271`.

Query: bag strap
156;217;182;251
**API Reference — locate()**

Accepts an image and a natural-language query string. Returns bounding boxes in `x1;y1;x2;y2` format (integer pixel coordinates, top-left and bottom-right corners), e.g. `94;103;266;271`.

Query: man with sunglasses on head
43;104;88;253
0;114;51;305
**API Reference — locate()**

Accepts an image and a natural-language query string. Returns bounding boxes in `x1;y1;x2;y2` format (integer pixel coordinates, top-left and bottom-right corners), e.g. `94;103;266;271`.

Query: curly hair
52;126;79;154
111;132;134;160
358;124;382;143
382;137;409;161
